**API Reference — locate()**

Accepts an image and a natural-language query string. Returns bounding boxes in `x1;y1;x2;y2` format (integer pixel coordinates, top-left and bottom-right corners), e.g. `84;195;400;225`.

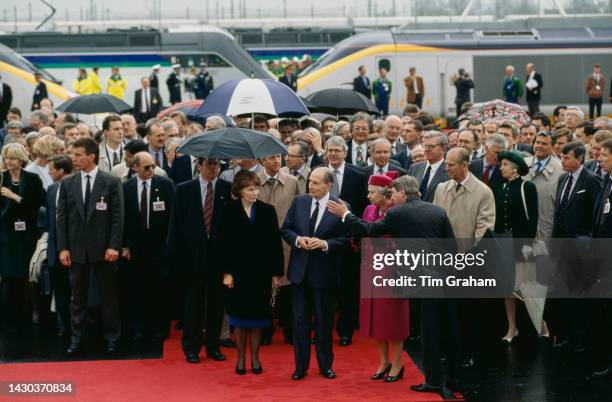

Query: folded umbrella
177;127;287;160
56;94;132;114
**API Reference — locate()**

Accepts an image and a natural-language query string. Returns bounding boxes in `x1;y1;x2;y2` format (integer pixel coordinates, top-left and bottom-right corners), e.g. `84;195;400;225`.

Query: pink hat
368;174;393;188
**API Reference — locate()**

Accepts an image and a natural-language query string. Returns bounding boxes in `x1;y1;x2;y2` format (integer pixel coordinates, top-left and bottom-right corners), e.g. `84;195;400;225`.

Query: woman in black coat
493;151;540;343
0;143;45;333
220;170;284;375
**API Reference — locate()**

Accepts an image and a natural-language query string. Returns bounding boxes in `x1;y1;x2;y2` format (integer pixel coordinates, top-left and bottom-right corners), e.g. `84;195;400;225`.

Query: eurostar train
0;43;73;113
297;27;612;117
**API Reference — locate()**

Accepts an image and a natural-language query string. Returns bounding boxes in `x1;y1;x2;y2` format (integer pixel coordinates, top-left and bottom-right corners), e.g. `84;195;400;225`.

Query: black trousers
420;299;461;386
292;282;335;372
336;251;360;339
587;299;612;370
0;277;26;332
50;261;71;331
455;101;465;117
69;259;120;344
527;99;540;115
589;97;603;119
414;94;423;109
181;271;224;355
129;255;168;337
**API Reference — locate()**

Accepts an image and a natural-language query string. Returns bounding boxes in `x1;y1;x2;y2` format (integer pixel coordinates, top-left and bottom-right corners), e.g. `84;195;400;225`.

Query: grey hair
313;166;335;185
392;176;420;197
506;65;515;72
565;105;584;120
484;119;499;128
303;127;321;138
332;121;349;136
25;131;40;146
291;141;310;158
485;133;508;149
205;115;227;130
371;138;392;150
7;120;22;130
325;135;348;152
594;116;612;129
422;130;448;149
30;110;48;124
162;120;179;131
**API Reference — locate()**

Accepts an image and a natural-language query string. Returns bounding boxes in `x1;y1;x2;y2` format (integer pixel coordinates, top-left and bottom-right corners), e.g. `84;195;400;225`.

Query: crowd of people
0;74;612;398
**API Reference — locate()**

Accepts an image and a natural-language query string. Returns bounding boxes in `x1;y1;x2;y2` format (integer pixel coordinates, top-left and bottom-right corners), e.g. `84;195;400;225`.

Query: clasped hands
297;236;326;250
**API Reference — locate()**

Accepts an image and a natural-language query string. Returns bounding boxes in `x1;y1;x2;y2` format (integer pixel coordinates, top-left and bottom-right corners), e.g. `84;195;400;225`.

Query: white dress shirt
296;192;330;252
141;87;151;113
352;141;367;165
330;162;346;191
561;166;583;196
374;163;389;175
425;159;444;187
137;177;152;226
81;166;99;202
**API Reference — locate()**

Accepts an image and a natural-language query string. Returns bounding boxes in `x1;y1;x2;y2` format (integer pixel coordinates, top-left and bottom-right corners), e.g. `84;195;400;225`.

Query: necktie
483;165;492;185
472;150;478;160
331;169;340;198
113;152;120;167
155;151;162;167
455;182;462;192
192;161;198;178
560;174;574;212
292;170;300;177
595;164;602;177
84;175;91;210
419;165;431;199
203;181;214;236
534;161;542;174
309;201;320;236
140;182;148;229
378;167;385;175
356;146;364;166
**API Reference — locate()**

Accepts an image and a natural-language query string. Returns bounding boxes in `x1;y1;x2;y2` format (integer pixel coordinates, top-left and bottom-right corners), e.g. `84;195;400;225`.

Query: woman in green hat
493;151;542;342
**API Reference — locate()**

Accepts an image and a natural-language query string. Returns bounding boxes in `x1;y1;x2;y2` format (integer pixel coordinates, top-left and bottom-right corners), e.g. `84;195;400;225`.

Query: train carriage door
439;55;473;120
374;55;395;113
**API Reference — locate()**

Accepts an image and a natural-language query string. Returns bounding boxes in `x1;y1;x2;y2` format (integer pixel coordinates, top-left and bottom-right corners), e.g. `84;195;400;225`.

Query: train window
378;59;391;73
166;54;230;68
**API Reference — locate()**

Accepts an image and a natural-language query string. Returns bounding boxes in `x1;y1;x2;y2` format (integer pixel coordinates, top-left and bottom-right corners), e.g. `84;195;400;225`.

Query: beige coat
433;173;496;251
280;164;311;195
257;169;301;285
523;156;563;240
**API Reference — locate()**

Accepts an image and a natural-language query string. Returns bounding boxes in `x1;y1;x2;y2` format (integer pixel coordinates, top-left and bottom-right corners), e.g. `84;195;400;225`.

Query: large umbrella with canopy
306;88;379;116
464;99;530;126
195;78;309;118
158;99;203;120
177;127;287;160
56;93;132;114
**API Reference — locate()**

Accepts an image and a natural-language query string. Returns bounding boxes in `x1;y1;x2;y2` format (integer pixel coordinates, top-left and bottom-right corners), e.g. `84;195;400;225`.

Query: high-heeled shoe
502;330;519;343
384;366;404;382
369;364;391;380
236;362;246;375
252;360;263;375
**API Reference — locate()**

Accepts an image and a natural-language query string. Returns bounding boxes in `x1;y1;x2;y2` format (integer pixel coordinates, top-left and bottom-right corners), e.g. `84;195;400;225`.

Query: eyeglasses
286;153;304;158
141;164;155;171
326;149;345;154
423;144;441;149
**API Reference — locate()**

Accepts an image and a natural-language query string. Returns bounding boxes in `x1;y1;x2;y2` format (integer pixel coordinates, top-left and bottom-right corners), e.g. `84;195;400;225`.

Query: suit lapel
74;174;86;221
566;169;586;207
86;174;104;222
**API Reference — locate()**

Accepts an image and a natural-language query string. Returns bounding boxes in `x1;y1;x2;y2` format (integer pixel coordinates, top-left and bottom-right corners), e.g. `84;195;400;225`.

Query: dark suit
585;159;605;177
57;169;124;345
391;141;412;170
279;73;298;92
46;182;70;332
525;72;543;114
31;81;48;111
170;154;195;185
469;158;503;191
281;194;349;373
0;83;13;128
352;75;371;99
342;197;459;386
133;87;163;124
408;160;449;203
365;163;408;177
166;72;182;104
308;152;324;168
167;177;231;356
123;175;175;337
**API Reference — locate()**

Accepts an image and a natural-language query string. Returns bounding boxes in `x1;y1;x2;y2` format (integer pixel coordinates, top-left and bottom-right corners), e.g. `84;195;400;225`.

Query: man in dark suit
122;152;175;342
408;131;449;202
281;167;350;380
57;137;124;355
352;65;371;99
167;158;230;364
134;77;163;124
145;119;171;175
0;75;13;128
345;113;371;168
525;63;543;115
149;65;160;89
327;175;459;397
279;65;298;92
167;64;182;104
31;72;48;111
170;154;198;185
549;141;602;350
468;133;506;190
365;139;408;177
383;115;411;170
46;156;73;337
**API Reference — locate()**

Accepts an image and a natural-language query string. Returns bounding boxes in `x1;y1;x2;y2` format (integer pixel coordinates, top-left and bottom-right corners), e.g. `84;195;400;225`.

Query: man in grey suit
218;159;262;182
408;131;449;202
57;137;124;355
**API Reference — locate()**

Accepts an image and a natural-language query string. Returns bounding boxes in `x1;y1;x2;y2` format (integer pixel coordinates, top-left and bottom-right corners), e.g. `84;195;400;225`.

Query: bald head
383;115;403;142
445;147;470;182
133;151;156;180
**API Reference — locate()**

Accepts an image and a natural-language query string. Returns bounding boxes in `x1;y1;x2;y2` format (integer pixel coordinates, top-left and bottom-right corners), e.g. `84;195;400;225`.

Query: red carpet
0;328;463;402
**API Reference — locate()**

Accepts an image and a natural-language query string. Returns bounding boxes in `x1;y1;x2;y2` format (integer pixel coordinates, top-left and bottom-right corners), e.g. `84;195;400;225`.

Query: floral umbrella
464;99;530;126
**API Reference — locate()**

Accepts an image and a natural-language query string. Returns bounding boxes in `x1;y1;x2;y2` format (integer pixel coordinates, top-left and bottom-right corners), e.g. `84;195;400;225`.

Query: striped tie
203;182;214;236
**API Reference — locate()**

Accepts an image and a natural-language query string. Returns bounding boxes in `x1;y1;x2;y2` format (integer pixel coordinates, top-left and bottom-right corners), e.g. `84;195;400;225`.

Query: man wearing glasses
281;141;311;194
122;152;175;343
407;131;449;203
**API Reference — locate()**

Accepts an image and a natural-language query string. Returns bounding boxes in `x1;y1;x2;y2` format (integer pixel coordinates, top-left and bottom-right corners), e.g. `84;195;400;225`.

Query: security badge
153;192;165;212
605;199;610;215
14;221;26;231
96;196;108;211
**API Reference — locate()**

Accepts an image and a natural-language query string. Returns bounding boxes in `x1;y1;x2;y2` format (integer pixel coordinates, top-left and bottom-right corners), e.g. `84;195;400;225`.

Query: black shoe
370;364;392;380
207;350;226;361
65;343;81;355
586;367;611;381
552;339;570;349
383;366;404;382
220;338;236;348
262;337;272;346
321;369;336;379
105;341;118;354
252;361;263;375
292;370;307;380
338;337;352;346
186;353;200;364
461;357;475;368
445;378;462;391
235;365;246;375
410;382;442;393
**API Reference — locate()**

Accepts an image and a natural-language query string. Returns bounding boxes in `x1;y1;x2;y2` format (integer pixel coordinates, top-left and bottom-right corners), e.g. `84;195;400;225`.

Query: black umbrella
177;127;287;159
299;96;319;113
56;94;132;114
306;88;379;116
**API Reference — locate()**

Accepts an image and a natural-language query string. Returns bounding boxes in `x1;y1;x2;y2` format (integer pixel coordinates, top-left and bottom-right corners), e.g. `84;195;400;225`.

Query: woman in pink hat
360;173;410;383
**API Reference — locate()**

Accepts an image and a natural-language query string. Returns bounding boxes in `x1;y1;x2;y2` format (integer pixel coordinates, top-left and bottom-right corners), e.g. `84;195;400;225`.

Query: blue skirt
229;315;270;328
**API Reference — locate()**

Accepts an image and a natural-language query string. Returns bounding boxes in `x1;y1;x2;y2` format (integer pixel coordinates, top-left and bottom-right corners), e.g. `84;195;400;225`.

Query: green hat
498;151;529;176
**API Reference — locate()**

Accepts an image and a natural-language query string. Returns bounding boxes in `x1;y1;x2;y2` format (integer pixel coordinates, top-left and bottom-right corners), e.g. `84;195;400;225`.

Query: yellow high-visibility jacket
107;75;128;99
72;76;92;95
89;71;102;94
